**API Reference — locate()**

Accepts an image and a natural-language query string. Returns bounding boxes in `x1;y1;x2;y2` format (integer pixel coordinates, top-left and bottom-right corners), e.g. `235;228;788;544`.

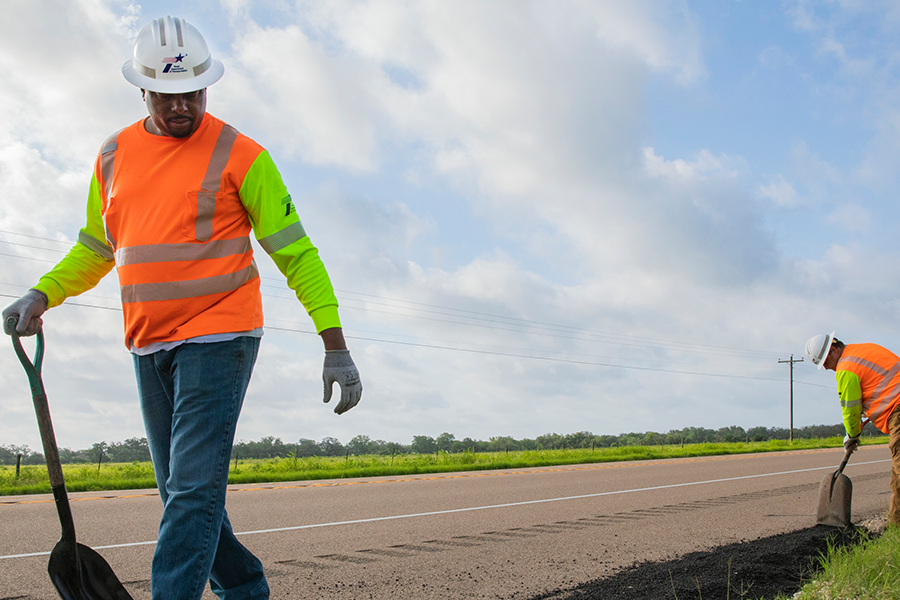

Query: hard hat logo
122;16;224;94
162;54;187;74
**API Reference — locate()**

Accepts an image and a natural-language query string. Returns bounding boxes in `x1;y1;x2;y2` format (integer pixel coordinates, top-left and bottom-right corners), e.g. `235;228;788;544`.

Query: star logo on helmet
174;54;186;63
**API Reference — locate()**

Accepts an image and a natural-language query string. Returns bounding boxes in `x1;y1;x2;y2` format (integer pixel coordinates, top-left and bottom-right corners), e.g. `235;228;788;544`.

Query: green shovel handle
6;316;45;397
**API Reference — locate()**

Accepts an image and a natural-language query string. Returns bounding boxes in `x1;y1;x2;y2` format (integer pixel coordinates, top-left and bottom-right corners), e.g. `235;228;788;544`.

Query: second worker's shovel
816;447;854;528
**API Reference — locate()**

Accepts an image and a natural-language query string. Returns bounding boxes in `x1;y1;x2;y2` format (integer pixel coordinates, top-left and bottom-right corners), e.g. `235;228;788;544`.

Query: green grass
779;525;900;599
0;436;882;496
0;460;157;495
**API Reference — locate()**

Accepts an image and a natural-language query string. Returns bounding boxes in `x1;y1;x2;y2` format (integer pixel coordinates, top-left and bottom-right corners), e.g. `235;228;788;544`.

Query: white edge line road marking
1;458;889;561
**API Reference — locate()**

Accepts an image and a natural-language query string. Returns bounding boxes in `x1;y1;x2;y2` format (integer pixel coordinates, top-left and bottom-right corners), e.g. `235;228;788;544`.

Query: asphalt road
0;445;892;599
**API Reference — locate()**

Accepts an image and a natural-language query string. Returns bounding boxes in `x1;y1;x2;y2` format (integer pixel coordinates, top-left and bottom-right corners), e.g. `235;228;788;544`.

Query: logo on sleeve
282;195;296;217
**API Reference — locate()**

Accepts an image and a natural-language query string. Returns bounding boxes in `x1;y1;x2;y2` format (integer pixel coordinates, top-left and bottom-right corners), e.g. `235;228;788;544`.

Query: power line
0;290;794;384
0;234;783;361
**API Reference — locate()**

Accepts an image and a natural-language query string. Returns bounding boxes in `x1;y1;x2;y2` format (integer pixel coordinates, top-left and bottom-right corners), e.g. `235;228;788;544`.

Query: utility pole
778;354;804;442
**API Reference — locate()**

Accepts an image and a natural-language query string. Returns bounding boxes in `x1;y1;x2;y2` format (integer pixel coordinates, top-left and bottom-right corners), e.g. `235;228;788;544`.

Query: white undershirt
129;328;264;356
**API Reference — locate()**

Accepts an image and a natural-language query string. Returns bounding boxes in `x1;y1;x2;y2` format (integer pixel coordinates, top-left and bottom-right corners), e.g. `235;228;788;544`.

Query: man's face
823;345;841;371
142;89;207;138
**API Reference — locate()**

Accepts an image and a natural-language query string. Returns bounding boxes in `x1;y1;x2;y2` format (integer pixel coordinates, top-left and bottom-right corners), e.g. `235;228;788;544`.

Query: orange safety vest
837;343;900;434
97;114;265;349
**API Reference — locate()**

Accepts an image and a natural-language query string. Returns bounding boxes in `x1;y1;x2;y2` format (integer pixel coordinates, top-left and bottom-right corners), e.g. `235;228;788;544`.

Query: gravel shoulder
527;521;879;600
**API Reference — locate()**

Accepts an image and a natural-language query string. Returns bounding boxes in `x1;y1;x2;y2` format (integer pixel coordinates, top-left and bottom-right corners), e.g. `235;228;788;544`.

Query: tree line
0;422;879;465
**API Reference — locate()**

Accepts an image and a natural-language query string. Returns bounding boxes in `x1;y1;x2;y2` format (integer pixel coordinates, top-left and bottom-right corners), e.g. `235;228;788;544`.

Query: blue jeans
133;337;269;600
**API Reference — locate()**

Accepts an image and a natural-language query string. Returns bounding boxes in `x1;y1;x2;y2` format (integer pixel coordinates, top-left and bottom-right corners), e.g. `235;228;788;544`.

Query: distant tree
564;431;594;449
768;427;790;441
104;438;151;462
435;432;456;453
594;435;618;448
368;439;390;455
318;437;345;456
642;431;666;446
347;435;373;455
487;436;519;452
681;427;716;444
536;433;563;450
519;438;538;451
746;427;769;442
383;441;406;455
411;435;437;454
457;437;479;452
295;438;319;457
716;426;746;443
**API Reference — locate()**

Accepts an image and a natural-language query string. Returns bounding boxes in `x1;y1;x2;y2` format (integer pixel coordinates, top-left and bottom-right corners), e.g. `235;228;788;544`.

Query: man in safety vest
806;332;900;525
2;16;362;600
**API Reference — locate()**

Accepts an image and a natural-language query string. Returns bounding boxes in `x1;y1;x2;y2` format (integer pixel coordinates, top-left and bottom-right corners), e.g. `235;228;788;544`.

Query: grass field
0;436;880;496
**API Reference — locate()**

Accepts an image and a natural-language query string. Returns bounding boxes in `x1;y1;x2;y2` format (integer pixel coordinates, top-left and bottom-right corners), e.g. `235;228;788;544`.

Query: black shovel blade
48;539;133;600
816;470;852;528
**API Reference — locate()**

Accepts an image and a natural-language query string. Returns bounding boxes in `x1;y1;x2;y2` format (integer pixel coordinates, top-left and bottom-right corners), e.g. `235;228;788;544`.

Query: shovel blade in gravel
816;470;852;527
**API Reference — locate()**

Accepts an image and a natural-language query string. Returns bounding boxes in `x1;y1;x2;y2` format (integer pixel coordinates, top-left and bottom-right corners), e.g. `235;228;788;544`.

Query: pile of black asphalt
528;524;870;600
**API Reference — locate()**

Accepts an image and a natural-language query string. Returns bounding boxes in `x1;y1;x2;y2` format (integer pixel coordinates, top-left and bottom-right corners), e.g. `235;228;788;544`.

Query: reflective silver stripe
115;237;251;266
194;124;239;241
100;129;123;201
202;125;238;190
838;356;888;377
137;63;156;79
174;17;183;47
157;17;166;47
257;222;307;254
105;225;117;250
195;190;216;242
865;362;900;422
870;388;900;423
78;231;114;261
841;398;862;408
121;262;259;304
872;362;900;401
193;55;211;77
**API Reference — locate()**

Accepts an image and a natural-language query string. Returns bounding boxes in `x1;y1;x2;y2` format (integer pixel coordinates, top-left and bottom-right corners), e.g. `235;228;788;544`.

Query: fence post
16;453;22;478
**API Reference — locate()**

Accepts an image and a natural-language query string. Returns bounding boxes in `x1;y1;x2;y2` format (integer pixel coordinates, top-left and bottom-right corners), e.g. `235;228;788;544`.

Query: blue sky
2;0;900;452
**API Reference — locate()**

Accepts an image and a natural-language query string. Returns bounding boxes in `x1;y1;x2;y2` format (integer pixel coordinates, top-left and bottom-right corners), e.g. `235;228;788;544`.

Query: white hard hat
805;331;835;370
122;16;224;93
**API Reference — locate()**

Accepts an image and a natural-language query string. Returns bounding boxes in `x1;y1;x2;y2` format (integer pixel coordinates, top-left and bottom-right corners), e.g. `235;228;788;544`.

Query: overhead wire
0;231;808;383
0;233;782;361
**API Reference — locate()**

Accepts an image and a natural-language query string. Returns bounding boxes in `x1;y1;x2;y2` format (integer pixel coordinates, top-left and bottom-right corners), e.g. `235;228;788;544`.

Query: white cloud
7;0;900;452
760;175;801;208
826;203;871;232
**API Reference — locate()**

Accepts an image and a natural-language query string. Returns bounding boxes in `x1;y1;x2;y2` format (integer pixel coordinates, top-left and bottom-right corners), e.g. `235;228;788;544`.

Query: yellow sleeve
240;152;341;333
836;370;863;438
32;173;115;307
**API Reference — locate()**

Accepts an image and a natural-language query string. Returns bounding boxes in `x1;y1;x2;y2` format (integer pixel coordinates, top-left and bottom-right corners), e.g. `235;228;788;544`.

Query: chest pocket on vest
186;189;226;242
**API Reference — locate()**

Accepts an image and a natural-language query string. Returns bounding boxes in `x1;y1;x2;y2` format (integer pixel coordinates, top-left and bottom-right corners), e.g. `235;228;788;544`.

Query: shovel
7;317;133;600
816;446;854;528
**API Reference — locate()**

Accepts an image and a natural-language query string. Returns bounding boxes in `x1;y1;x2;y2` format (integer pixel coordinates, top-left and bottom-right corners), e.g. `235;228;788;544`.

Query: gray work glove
843;434;860;454
2;289;48;337
322;349;362;415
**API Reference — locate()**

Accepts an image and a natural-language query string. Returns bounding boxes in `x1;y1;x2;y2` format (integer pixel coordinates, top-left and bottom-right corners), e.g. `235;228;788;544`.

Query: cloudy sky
3;0;900;452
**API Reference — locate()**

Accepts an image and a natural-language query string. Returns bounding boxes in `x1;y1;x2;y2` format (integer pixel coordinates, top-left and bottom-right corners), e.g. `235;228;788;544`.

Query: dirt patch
527;524;874;600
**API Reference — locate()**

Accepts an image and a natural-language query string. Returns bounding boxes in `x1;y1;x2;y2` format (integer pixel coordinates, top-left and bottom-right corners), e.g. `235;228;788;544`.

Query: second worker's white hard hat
805;331;835;370
122;15;224;94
